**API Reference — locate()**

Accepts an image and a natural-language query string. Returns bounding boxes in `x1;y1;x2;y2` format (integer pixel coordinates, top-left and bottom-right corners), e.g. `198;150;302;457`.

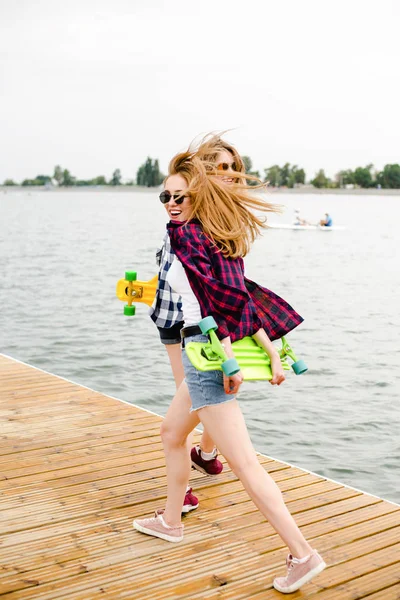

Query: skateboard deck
184;316;308;381
186;336;292;381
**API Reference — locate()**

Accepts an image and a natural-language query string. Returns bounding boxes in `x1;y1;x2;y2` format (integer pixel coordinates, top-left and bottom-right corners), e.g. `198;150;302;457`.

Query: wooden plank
2;503;399;595
1;354;399;600
0;471;336;535
2;507;399;596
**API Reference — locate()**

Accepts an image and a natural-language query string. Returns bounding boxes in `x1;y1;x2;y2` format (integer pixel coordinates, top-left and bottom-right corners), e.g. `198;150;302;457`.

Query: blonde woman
134;136;326;594
149;139;247;483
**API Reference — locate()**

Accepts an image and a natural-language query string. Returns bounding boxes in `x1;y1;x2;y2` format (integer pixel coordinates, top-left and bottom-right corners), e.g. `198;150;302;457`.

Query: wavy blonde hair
167;134;280;258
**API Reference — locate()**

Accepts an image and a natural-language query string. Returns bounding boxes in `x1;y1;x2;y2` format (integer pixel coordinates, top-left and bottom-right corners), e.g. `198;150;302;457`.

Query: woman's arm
252;329;285;386
219;328;284;393
220;335;244;394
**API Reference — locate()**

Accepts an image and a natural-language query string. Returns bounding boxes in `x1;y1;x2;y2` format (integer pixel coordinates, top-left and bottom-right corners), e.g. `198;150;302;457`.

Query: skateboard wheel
124;305;136;316
291;359;308;375
221;358;240;376
199;316;218;334
125;271;137;281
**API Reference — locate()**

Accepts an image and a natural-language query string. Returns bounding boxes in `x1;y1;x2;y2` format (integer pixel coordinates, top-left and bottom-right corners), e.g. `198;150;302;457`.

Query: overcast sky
1;0;399;183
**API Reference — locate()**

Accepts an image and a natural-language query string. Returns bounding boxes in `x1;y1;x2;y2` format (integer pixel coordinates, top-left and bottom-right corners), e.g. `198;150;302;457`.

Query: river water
1;189;399;504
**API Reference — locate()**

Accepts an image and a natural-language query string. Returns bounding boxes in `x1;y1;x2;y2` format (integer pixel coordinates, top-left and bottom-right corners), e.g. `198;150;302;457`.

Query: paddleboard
268;223;346;231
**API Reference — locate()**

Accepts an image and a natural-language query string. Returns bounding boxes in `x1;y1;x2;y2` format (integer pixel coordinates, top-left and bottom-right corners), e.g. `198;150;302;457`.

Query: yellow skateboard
116;271;158;315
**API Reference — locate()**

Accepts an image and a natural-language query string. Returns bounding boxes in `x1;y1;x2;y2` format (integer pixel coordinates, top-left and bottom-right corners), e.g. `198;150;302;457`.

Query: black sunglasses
216;162;238;172
159;191;186;205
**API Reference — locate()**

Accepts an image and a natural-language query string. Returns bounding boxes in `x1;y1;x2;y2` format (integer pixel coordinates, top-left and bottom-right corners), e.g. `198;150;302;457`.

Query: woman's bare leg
165;343;216;453
197;400;313;558
165;344;185;388
197;429;215;453
160;380;200;527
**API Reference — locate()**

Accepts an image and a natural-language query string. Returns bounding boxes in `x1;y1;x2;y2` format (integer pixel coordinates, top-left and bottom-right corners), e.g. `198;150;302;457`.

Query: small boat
268;223;346;231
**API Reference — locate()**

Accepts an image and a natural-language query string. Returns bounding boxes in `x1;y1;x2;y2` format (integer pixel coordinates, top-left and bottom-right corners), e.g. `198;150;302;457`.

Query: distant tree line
264;164;306;188
263;162;400;189
136;158;164;187
2;159;164;188
310;163;400;189
2;158;400;189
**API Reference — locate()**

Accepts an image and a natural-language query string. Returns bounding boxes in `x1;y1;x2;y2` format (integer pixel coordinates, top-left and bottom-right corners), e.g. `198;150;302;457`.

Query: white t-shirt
166;258;202;326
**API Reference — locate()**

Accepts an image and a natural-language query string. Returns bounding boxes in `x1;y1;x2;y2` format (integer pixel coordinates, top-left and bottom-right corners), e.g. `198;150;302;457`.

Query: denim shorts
157;322;184;345
181;334;234;412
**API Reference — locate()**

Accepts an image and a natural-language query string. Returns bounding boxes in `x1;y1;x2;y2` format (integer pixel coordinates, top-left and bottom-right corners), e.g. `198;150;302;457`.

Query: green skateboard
185;316;308;380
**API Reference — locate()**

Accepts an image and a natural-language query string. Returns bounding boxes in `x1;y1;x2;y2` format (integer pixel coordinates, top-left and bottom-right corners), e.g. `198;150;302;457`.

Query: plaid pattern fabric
167;220;303;342
244;279;304;341
149;232;183;328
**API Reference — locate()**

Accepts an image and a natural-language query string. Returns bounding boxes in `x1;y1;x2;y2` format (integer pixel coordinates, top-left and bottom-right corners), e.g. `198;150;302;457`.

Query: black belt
181;325;202;339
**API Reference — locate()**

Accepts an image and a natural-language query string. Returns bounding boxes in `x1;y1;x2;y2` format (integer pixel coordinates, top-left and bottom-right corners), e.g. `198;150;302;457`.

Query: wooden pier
0;354;399;599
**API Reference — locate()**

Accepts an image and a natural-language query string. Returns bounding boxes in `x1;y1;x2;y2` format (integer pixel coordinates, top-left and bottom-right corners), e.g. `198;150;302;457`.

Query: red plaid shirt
167;220;303;342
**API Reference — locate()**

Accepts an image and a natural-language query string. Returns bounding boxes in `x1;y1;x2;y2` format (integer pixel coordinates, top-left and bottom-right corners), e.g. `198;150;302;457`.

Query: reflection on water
1;190;400;504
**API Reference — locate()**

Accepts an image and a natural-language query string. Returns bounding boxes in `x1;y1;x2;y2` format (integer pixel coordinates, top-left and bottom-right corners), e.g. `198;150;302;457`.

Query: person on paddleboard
320;212;333;227
294;209;309;226
134;134;326;594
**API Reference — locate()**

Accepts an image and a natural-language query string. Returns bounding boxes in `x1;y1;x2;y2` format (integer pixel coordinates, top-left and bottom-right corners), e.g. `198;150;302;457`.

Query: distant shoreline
1;185;399;196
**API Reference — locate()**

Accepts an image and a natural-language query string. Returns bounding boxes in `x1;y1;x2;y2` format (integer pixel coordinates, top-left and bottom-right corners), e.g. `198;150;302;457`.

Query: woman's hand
223;371;244;395
252;329;285;386
270;354;285;385
221;336;243;394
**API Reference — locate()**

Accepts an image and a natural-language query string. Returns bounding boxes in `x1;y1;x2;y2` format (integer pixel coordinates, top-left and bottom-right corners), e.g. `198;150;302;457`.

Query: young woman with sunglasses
135;135;326;593
148;140;246;502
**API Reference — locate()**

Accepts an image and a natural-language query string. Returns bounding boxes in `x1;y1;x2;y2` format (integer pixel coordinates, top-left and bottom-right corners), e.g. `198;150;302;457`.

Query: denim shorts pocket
182;337;232;411
214;369;224;383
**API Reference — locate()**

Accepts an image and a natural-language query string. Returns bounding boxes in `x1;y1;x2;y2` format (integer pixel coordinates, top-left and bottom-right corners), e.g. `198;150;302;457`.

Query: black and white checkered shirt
149;232;183;328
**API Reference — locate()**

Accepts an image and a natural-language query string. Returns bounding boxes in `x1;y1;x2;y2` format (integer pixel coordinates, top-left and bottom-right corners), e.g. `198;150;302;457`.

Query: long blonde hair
167;134;280;258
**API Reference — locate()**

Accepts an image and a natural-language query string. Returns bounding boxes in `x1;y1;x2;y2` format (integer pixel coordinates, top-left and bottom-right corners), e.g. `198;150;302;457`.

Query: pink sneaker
191;445;223;475
182;487;199;513
273;549;326;593
133;511;183;543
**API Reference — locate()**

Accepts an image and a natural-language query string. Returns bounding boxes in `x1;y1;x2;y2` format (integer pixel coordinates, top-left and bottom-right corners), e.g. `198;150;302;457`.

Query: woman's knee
228;452;261;479
160;420;187;450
